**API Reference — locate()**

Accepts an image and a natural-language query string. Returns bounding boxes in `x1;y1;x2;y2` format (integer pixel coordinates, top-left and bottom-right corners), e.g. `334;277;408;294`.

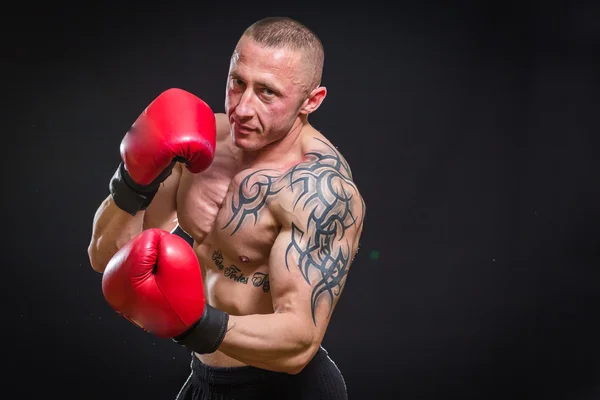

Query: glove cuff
109;162;158;216
172;305;229;354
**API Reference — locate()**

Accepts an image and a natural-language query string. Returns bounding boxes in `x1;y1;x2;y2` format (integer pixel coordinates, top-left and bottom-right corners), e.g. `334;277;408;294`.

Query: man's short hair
243;17;325;92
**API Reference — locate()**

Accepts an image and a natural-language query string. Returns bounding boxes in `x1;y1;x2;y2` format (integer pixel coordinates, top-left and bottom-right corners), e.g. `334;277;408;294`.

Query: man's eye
263;88;275;96
233;78;244;87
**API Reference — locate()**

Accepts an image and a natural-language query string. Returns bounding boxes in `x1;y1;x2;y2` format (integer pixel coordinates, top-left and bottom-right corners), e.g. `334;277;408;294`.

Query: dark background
6;1;600;399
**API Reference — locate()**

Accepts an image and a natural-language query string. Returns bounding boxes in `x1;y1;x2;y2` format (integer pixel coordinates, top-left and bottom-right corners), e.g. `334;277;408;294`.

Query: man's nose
235;90;256;118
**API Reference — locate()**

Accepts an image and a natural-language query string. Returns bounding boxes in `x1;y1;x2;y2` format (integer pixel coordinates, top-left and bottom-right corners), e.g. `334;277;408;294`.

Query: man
88;16;365;399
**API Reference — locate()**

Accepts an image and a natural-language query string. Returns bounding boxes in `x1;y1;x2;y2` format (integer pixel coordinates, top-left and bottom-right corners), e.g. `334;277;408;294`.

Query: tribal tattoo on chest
222;169;283;235
220;138;364;324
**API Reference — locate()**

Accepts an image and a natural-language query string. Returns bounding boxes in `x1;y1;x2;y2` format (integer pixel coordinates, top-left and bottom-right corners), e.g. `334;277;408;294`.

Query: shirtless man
88;17;365;399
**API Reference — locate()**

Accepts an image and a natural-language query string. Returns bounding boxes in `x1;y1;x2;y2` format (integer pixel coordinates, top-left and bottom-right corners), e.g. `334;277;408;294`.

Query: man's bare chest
185;167;285;305
178;163;286;264
209;168;284;266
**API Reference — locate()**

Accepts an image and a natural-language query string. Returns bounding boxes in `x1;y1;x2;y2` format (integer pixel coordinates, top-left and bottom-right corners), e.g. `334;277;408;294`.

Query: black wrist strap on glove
172;305;229;354
108;161;176;216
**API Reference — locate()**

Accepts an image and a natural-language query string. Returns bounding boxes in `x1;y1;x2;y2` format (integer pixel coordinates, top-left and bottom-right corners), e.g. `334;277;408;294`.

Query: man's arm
87;89;218;273
218;154;366;374
87;163;181;273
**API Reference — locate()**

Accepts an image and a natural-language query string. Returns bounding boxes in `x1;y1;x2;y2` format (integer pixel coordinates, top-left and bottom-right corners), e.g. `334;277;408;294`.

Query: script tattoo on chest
211;250;270;292
251;272;270;293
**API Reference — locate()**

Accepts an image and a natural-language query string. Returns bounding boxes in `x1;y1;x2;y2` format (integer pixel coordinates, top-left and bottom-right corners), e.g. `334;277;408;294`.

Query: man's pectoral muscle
217;140;365;374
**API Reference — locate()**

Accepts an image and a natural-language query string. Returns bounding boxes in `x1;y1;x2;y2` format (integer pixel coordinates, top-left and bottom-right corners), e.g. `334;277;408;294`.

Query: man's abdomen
195;243;274;367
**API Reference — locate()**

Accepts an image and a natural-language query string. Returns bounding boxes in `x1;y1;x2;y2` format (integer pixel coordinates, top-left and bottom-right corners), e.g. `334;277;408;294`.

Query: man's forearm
217;312;317;374
88;195;145;273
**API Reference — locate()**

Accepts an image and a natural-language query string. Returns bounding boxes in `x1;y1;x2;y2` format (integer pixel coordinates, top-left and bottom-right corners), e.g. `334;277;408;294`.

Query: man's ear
299;86;327;115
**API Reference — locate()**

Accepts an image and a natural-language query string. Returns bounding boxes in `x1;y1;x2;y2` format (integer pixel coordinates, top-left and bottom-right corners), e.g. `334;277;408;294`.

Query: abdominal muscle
192;240;274;368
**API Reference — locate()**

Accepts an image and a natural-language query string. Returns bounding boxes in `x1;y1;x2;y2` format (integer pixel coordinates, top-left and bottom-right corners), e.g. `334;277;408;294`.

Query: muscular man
88;17;365;399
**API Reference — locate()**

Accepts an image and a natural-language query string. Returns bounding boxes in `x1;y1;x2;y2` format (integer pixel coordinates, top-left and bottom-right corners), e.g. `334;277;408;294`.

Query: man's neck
239;118;308;167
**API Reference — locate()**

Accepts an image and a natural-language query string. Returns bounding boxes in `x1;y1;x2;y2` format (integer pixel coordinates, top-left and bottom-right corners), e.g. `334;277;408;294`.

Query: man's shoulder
275;135;364;217
287;134;355;181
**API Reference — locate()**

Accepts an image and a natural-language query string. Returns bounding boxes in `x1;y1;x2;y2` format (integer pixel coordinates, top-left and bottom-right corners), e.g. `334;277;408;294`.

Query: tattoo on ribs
251;272;270;293
211;250;270;292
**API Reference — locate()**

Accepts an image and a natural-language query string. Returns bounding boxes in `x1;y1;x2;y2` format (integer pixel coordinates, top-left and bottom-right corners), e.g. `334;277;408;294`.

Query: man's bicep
269;169;365;329
268;229;314;319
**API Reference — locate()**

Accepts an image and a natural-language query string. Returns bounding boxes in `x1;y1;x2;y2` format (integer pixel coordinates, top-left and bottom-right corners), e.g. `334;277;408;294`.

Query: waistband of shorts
190;346;329;386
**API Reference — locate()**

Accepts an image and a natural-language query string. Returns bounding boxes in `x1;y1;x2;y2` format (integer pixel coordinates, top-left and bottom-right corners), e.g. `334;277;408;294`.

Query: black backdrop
6;1;600;399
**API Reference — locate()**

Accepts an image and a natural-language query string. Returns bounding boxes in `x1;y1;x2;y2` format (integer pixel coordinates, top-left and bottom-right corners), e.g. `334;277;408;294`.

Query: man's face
225;37;309;151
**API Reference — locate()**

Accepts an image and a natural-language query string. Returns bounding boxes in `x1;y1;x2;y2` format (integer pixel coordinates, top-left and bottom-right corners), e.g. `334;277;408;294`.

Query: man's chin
233;136;262;151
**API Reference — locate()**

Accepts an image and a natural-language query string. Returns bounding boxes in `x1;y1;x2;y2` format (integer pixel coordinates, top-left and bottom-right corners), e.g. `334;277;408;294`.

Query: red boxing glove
102;229;229;353
102;229;204;337
122;88;217;185
109;88;216;215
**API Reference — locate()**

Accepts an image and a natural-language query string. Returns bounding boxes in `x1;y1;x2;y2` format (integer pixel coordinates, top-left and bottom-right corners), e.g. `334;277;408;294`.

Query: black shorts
175;347;347;400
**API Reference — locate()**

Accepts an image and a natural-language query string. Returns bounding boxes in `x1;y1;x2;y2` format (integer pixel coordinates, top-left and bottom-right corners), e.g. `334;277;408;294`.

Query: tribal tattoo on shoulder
283;139;364;324
222;138;365;324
